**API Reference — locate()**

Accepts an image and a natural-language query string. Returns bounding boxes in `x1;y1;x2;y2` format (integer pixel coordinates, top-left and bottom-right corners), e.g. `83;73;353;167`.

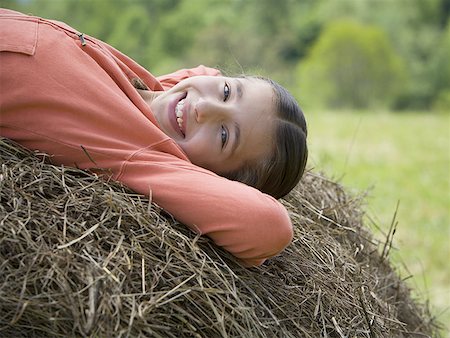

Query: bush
297;20;406;110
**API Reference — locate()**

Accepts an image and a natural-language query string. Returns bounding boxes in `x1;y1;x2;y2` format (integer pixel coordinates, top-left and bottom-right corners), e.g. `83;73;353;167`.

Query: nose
194;98;228;123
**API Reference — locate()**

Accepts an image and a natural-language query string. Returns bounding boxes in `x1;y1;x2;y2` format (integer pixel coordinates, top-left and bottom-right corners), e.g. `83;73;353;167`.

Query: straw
0;138;439;337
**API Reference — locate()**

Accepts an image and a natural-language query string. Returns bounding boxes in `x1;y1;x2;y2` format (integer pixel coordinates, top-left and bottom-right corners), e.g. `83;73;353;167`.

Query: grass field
306;110;450;333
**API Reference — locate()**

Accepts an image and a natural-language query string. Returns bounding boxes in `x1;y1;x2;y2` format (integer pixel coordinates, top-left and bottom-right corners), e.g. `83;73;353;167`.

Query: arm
0;11;290;267
117;150;293;267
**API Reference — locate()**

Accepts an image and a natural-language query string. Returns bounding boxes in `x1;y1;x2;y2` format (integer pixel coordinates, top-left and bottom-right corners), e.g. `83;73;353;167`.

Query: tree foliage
297;20;405;109
2;0;448;111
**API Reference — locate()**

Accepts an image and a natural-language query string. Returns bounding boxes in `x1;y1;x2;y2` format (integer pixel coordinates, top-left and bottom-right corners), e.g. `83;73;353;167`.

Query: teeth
177;117;183;130
175;98;185;118
175;98;185;132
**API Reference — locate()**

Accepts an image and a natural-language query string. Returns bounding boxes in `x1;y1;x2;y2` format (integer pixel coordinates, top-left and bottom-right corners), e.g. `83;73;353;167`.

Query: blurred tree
297;20;406;110
147;0;210;73
184;0;322;85
106;3;153;64
313;0;449;110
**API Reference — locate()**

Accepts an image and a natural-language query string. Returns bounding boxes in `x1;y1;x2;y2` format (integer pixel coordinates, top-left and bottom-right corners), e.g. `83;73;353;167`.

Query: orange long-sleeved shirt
0;9;293;266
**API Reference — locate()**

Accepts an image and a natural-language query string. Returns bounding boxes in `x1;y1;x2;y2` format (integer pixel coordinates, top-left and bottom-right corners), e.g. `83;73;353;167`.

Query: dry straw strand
0;137;440;337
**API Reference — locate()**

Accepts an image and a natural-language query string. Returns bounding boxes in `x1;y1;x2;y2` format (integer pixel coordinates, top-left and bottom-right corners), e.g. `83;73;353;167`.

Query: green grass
306;110;450;333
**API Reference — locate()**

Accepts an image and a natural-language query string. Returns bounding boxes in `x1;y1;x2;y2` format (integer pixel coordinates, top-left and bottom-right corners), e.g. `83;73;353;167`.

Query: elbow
280;215;294;250
200;194;294;268
237;204;294;267
263;206;293;255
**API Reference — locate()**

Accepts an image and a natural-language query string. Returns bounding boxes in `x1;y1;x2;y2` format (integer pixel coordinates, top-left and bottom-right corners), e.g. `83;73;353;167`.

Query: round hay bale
0;138;439;337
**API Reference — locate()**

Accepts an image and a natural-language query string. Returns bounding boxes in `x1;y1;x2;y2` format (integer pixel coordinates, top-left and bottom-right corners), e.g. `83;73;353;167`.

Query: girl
0;8;307;267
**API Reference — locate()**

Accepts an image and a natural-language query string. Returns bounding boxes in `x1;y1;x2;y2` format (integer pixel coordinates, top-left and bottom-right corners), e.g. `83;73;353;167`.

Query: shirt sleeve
157;65;222;90
117;149;293;267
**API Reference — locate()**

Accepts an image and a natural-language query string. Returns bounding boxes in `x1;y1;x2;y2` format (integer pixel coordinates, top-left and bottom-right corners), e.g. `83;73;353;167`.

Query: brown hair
223;77;308;199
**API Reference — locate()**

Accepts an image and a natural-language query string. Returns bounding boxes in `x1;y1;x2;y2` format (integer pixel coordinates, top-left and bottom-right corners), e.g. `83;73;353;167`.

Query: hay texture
0;138;438;337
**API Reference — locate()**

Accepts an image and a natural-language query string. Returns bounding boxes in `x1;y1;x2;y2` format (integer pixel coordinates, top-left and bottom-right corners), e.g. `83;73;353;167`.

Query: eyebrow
230;122;241;156
235;78;244;99
229;79;243;156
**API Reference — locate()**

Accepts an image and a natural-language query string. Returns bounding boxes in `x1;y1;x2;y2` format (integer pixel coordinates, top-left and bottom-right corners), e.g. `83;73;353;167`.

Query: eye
221;125;229;148
223;82;231;102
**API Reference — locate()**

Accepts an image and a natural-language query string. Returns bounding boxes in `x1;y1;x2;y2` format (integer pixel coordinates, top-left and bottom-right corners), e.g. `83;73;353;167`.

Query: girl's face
150;76;276;174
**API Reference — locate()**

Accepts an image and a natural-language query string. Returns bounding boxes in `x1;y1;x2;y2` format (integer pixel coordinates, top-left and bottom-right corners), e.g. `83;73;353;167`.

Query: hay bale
0;138;439;337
